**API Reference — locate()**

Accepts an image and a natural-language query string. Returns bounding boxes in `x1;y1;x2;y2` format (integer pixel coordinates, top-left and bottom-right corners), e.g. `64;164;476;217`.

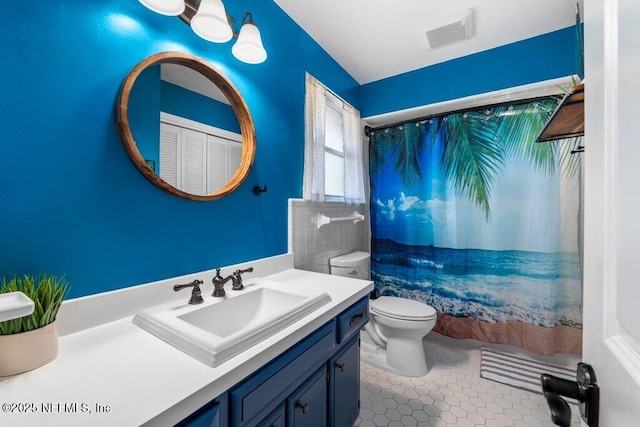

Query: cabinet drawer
336;297;369;344
231;321;336;426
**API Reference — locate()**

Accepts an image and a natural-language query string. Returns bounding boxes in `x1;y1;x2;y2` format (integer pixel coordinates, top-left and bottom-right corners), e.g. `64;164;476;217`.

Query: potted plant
0;274;68;376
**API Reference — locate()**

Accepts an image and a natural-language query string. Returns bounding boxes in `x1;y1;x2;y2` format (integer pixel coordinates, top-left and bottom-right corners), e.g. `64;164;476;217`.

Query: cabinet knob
336;362;346;372
297;402;310;415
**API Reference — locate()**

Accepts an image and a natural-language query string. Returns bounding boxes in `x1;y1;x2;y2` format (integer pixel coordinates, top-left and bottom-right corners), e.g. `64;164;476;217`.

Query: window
303;74;365;203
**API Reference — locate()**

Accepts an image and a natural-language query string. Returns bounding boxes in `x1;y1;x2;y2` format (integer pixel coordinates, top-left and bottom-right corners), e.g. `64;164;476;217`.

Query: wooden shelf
537;83;584;142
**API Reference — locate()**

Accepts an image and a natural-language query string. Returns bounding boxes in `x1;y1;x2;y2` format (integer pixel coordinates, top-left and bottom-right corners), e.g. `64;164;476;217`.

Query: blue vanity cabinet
178;296;369;427
329;337;360;427
230;321;336;426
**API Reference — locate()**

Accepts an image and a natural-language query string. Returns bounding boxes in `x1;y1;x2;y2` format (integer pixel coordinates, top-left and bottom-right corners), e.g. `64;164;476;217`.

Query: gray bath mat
480;347;576;395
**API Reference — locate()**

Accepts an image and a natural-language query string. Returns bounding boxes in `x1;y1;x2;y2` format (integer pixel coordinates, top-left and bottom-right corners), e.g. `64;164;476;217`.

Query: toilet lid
370;296;437;321
330;251;370;267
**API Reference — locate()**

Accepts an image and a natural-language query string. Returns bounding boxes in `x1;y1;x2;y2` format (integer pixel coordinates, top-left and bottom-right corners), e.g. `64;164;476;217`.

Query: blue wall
0;1;577;300
129;65;161;168
360;27;577;117
160;80;241;133
0;0;359;298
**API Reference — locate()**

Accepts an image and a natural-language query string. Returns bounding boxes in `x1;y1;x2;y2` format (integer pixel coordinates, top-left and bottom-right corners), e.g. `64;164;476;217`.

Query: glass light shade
190;0;233;43
232;23;267;64
138;0;185;16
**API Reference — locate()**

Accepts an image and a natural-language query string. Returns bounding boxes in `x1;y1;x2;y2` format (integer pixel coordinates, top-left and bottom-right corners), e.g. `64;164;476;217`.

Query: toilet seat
370;296;437;321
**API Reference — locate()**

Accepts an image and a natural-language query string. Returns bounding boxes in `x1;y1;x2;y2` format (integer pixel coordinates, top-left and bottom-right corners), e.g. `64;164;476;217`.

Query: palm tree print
369;97;582;220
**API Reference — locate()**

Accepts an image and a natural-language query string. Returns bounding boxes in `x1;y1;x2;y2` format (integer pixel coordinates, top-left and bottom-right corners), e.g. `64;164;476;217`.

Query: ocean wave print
372;256;583;329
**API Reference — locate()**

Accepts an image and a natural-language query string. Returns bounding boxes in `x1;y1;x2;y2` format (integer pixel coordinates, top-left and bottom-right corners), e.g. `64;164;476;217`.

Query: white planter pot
0;321;58;377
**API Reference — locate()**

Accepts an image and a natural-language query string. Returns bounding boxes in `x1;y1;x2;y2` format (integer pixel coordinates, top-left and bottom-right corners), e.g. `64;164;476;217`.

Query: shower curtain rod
364;94;558;137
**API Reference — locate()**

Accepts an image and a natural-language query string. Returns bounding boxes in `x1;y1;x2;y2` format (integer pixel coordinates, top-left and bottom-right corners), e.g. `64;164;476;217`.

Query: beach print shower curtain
369;98;582;355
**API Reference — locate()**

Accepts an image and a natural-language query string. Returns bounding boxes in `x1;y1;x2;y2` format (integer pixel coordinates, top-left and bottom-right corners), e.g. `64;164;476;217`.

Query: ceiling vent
419;9;474;50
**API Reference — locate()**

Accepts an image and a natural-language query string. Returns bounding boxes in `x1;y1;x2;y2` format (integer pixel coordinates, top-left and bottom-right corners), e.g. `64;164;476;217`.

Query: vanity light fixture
137;0;267;64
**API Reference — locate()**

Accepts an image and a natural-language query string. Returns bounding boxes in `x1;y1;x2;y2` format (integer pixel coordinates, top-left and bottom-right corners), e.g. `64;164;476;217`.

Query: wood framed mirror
116;51;256;200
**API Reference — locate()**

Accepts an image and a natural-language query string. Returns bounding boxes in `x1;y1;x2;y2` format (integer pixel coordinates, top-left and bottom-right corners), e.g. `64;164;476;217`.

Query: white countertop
0;265;372;426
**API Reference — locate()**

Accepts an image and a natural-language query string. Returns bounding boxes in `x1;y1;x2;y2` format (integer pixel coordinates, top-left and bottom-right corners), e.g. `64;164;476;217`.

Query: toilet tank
329;251;370;280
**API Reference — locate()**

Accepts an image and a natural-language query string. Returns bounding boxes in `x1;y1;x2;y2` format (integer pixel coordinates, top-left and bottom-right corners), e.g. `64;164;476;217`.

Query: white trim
363;75;578;127
601;0;619;340
606;334;640;386
160;112;242;143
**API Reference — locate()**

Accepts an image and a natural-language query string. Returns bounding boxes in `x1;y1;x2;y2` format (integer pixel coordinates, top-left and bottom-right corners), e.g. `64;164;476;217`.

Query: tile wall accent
288;199;368;274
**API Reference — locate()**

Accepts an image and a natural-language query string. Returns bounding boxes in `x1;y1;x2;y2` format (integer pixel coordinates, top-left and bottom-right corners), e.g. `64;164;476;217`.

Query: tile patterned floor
355;333;581;426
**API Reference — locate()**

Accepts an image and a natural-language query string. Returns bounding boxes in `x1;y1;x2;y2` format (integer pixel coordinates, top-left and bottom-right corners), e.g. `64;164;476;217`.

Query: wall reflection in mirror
129;63;242;196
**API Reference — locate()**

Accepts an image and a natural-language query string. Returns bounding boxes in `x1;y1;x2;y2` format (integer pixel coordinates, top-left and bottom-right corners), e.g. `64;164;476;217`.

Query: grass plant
0;274;68;335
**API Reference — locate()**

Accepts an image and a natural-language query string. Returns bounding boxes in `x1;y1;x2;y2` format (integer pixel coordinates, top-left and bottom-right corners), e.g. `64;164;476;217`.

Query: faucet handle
173;279;204;305
212;268;227;297
232;267;254;291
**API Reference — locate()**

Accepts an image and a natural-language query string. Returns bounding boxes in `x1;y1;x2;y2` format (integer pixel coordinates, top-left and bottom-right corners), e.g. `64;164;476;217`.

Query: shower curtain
369;98;582;355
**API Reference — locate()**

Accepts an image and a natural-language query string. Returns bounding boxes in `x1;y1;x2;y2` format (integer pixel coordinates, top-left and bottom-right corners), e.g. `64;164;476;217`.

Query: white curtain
342;102;366;204
303;74;327;201
303;74;365;204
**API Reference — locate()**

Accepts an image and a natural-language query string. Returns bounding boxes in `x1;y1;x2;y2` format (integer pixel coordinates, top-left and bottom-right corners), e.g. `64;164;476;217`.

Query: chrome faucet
173;279;204;305
212;267;254;297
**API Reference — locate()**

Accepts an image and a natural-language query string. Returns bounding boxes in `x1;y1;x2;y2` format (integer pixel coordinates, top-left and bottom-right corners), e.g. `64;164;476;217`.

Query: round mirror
116;51;256;200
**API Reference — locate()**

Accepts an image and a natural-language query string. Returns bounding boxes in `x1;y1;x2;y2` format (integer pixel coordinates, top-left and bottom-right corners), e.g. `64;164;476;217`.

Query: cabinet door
256;403;285;427
287;367;327;427
175;393;227;427
331;338;360;427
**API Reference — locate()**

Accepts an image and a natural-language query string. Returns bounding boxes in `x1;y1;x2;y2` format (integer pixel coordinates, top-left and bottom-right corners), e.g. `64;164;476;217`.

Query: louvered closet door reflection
229;141;242;180
181;129;207;195
159;123;180;188
207;135;229;193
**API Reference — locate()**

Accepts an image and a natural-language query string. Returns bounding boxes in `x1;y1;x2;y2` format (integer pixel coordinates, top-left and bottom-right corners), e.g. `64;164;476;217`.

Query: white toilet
329;251;437;377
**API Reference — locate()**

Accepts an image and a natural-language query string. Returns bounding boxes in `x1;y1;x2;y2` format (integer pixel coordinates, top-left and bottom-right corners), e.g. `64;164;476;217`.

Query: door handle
540;362;599;427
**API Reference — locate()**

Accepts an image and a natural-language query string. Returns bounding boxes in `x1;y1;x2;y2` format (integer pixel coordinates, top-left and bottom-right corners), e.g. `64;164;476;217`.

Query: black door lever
541;362;599;427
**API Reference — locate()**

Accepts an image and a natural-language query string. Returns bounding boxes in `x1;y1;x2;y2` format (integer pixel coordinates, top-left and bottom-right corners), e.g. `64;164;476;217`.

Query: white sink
133;280;331;367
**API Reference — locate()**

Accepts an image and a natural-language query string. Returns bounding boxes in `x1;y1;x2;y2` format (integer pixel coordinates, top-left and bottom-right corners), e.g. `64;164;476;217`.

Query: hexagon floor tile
354;333;582;426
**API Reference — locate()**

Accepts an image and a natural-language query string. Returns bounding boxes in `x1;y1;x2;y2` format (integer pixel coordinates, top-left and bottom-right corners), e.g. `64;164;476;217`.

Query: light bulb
190;0;233;43
138;0;185;16
232;22;267;64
